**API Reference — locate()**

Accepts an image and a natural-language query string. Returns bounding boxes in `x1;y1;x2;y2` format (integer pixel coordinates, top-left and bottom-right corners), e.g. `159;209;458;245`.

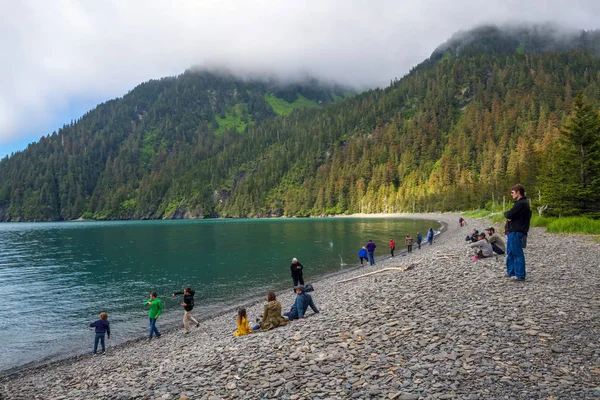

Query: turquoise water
0;217;439;371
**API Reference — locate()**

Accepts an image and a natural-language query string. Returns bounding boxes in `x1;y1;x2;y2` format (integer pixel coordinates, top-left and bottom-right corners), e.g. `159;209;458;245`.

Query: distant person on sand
89;312;110;355
290;258;304;287
358;246;368;265
459;216;466;227
253;291;288;331
389;238;396;257
283;285;320;321
144;292;163;340
405;233;413;253
427;228;434;246
233;308;253;336
504;184;532;281
365;240;377;265
469;232;494;260
485;227;506;255
416;232;423;249
171;287;199;334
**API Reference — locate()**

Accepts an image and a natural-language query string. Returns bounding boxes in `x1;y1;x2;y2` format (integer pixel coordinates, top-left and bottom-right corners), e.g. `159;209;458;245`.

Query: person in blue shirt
283;286;319;321
89;312;110;355
358;246;368;265
427;228;435;246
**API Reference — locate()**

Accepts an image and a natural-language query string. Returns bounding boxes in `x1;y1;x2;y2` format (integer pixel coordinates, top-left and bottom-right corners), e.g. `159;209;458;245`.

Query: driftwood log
337;258;423;284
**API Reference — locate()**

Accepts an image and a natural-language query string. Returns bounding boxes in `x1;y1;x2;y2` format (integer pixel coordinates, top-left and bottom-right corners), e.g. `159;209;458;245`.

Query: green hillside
1;24;600;221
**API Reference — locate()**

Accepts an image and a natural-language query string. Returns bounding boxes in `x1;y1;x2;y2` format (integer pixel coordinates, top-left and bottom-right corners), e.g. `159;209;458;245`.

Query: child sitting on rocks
234;308;253;336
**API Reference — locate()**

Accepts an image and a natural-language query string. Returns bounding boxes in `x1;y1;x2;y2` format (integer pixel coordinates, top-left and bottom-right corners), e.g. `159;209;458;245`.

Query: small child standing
89;312;110;355
233;308;253;336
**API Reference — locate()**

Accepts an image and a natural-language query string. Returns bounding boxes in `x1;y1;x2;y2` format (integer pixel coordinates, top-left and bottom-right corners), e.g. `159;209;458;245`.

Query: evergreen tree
539;94;600;217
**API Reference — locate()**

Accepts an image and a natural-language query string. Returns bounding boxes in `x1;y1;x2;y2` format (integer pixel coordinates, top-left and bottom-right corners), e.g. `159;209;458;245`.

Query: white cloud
1;0;600;150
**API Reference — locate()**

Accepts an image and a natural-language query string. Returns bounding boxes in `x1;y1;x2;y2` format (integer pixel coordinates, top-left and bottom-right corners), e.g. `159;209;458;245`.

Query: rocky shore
1;214;599;400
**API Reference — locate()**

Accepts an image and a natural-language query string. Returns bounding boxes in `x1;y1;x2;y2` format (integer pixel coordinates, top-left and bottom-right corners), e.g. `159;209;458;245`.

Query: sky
1;0;600;158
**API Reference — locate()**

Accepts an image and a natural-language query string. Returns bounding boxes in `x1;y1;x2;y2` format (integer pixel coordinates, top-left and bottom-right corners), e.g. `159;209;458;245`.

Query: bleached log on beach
337;259;423;284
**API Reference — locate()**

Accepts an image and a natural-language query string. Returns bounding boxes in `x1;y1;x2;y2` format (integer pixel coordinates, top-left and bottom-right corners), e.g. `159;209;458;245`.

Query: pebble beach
1;213;599;400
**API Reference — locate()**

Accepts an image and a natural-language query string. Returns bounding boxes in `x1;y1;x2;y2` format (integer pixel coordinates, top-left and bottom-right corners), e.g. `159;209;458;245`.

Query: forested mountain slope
0;72;348;221
1;25;600;221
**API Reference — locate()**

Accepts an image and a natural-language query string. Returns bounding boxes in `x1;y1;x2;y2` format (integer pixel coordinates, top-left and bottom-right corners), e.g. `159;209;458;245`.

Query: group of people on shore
463;183;532;282
89;184;531;354
359;227;435;265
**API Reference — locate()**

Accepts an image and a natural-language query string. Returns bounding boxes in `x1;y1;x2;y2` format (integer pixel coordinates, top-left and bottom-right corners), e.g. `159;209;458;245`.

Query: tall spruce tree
539;94;600;217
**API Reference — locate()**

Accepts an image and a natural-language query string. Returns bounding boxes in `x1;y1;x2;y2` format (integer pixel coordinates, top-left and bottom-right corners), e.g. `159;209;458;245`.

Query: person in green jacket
144;292;163;339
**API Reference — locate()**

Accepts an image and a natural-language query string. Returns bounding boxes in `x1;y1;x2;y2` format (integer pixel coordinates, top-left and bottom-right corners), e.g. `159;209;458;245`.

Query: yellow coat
233;316;253;336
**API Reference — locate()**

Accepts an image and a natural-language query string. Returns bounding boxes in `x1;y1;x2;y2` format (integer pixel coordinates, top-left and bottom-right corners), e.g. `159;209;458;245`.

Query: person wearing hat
283;285;319;321
290;257;304;287
485;227;506;255
468;231;494;260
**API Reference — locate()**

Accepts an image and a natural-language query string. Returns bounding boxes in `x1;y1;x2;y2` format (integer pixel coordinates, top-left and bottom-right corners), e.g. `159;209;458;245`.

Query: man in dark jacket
504;184;532;280
172;287;199;333
290;257;304;287
365;240;377;265
284;286;319;321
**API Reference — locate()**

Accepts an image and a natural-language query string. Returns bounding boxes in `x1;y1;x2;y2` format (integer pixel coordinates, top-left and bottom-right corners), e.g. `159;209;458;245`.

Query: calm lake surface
0;217;439;371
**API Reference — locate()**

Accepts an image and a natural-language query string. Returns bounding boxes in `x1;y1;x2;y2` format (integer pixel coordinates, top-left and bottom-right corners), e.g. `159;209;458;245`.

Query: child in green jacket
145;292;163;339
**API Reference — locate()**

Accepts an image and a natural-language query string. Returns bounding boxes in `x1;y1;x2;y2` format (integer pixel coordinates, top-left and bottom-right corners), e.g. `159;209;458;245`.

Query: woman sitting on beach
233;308;253;336
469;232;494;260
252;291;288;331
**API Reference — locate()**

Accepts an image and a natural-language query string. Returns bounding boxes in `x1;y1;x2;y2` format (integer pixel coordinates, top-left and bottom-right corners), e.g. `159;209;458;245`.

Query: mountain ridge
2;24;600;221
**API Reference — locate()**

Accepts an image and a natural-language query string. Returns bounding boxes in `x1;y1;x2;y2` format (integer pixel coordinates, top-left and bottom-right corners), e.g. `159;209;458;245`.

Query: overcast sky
1;0;600;158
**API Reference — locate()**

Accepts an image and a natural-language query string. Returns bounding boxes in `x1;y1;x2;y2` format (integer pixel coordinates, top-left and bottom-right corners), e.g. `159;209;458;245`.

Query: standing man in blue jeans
504;184;532;281
365;240;377;265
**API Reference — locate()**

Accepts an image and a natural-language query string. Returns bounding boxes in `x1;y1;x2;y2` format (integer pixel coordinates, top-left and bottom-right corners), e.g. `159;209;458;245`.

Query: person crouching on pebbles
144;292;163;339
284;285;319;321
469;232;494;260
89;312;110;355
172;287;199;334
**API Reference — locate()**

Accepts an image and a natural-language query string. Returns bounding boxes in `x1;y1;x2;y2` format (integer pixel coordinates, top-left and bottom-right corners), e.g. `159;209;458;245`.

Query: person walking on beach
358;246;368;265
504;184;532;281
284;285;319;321
89;312;110;355
389;238;396;257
290;258;304;287
416;232;423;249
144;292;163;339
405;233;413;253
172;287;199;334
427;228;434;246
365;240;377;265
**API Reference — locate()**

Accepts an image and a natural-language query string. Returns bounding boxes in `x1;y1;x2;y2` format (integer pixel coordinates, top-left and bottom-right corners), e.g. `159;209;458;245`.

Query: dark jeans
359;257;367;265
292;274;304;286
93;333;105;353
417;240;421;249
407;245;412;253
149;317;161;338
390;248;395;257
506;232;526;279
492;243;505;255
